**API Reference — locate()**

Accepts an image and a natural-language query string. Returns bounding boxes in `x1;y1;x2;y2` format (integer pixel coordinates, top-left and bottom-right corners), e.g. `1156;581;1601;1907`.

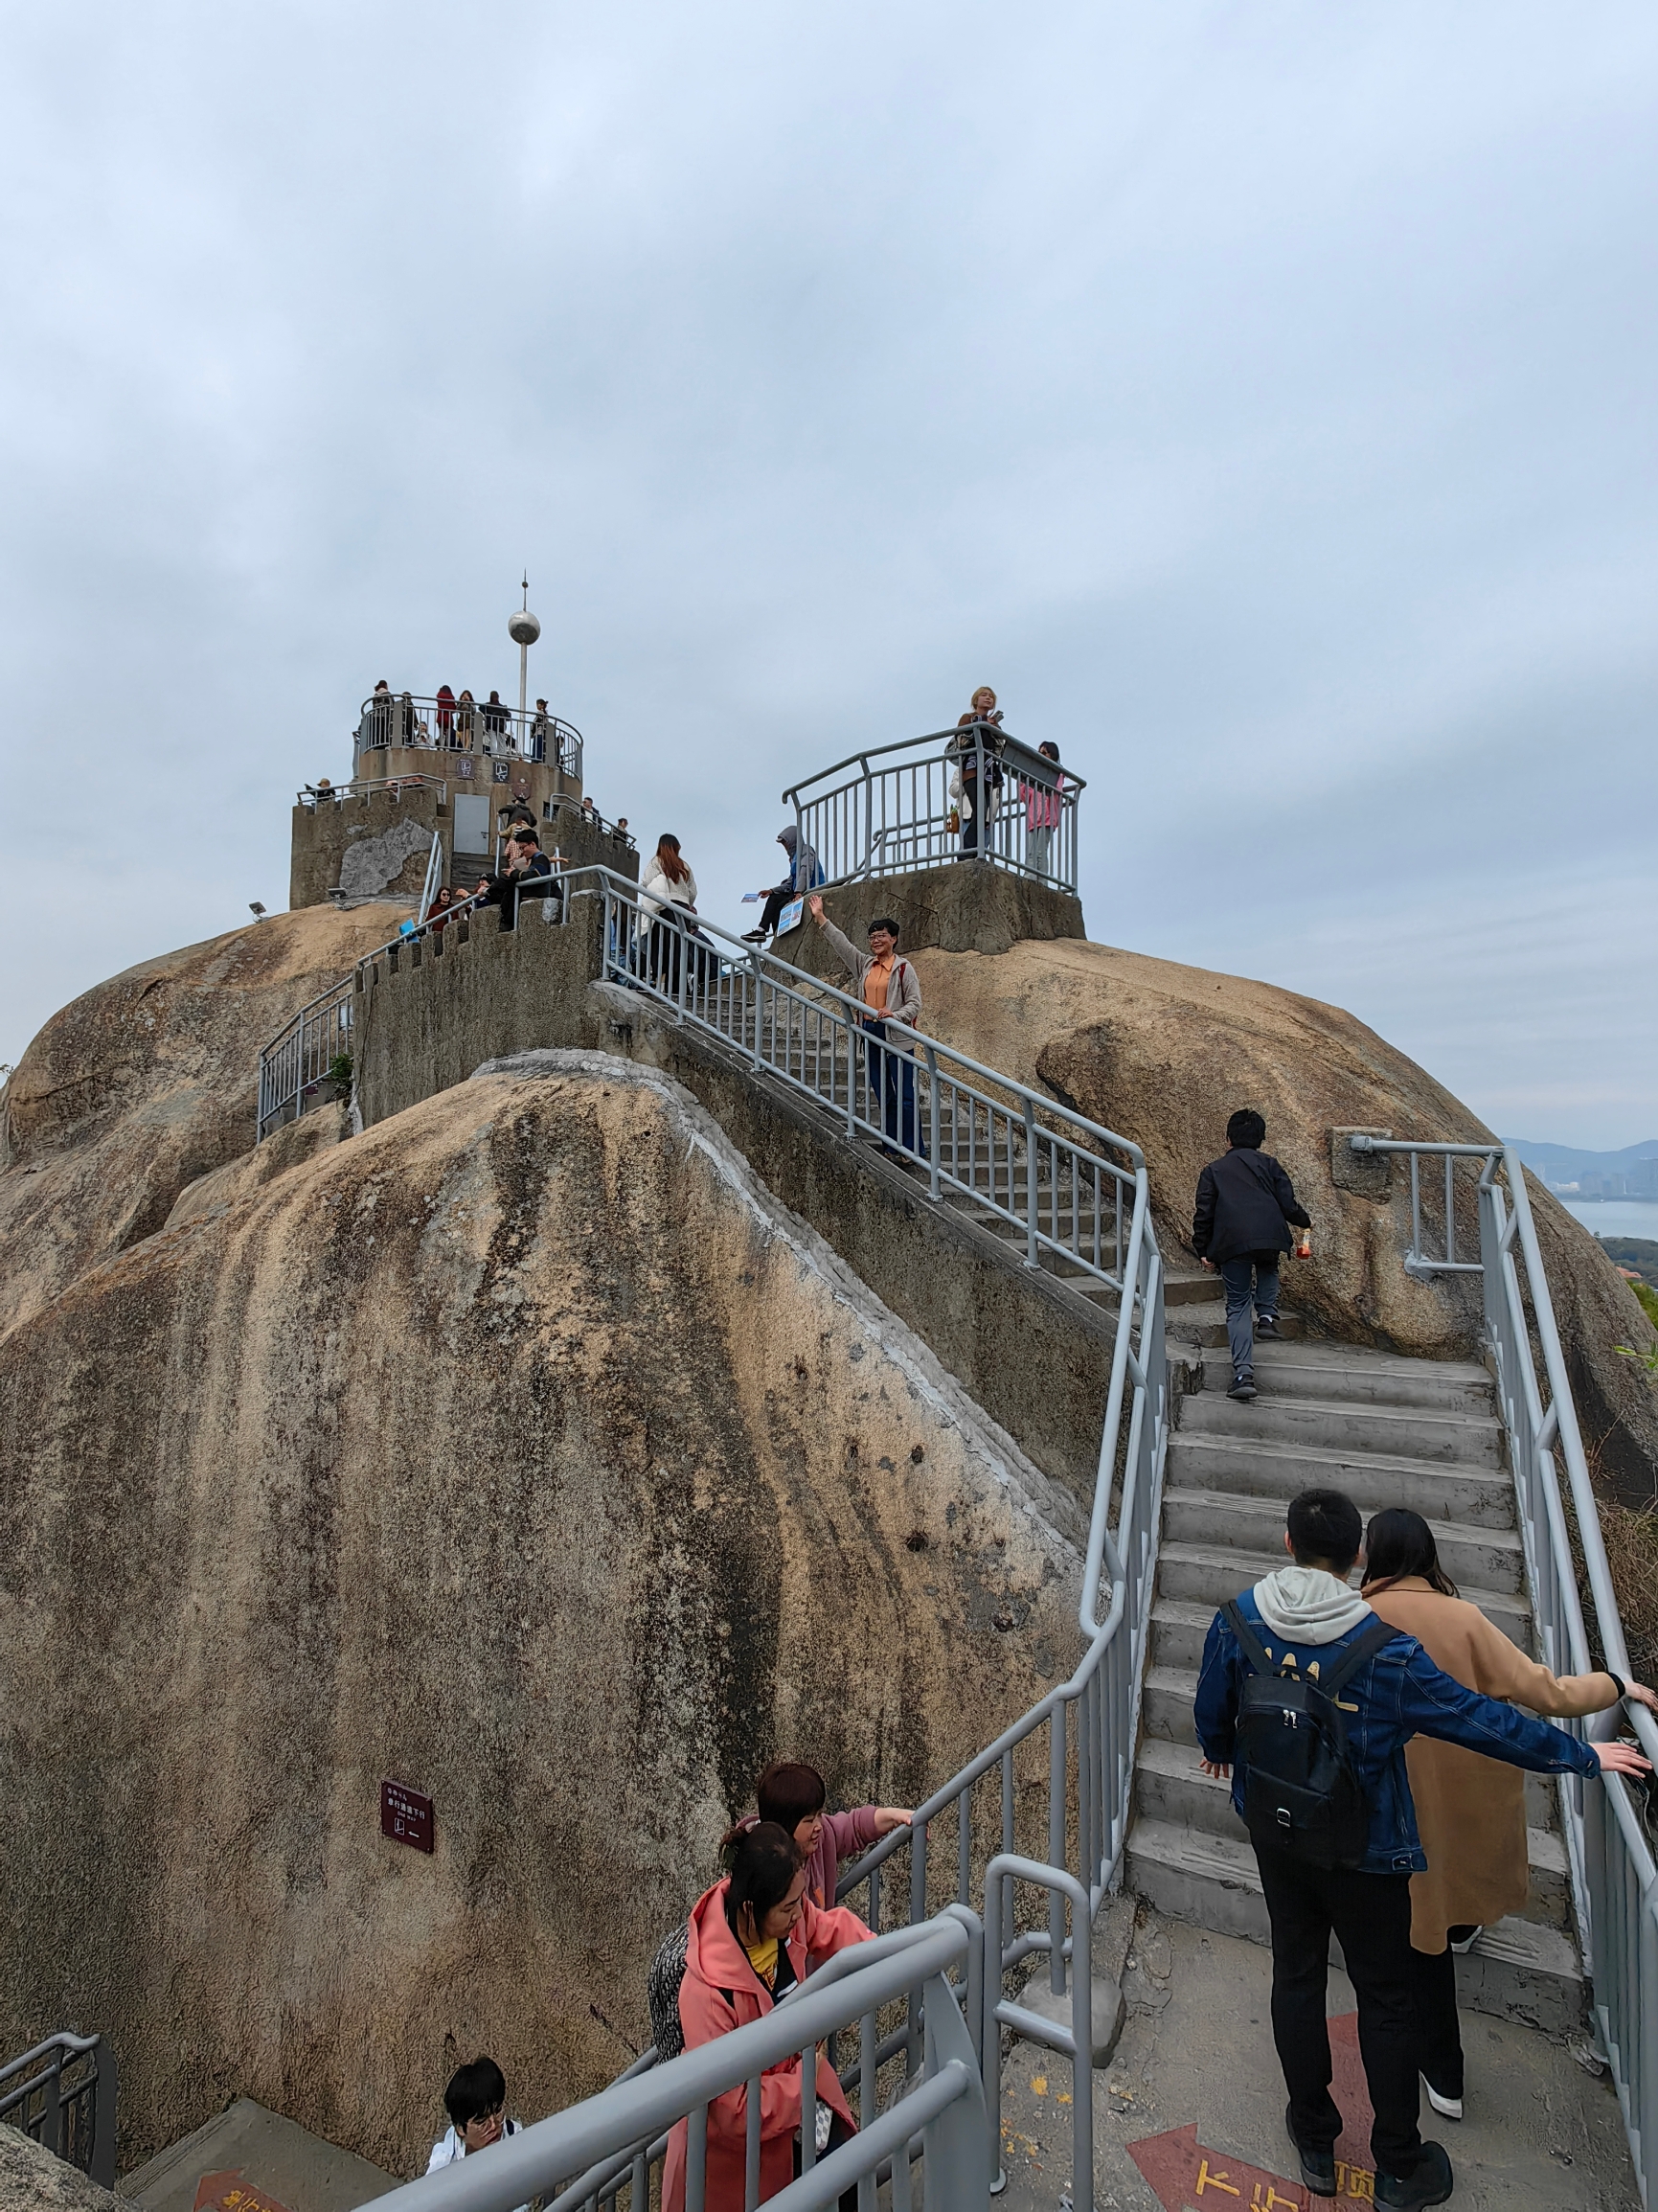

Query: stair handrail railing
1349;1134;1657;2203
357;1912;988;2212
782;725;1083;895
580;865;1140;1290
0;2031;117;2190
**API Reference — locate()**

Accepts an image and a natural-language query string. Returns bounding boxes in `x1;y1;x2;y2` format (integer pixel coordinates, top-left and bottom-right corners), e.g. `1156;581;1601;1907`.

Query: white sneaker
1421;2074;1464;2121
1448;1926;1483;1954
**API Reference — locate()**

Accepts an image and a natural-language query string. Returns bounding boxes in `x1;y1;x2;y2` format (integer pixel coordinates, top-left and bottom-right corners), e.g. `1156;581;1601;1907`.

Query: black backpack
1222;1600;1397;1870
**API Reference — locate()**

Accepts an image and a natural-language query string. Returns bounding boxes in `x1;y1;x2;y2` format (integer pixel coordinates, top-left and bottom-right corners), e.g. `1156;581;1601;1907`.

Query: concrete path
116;2103;394;2212
996;1899;1639;2211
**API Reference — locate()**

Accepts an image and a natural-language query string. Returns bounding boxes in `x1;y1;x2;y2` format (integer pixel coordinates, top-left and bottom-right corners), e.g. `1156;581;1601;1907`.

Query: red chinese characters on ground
193;2171;296;2212
1126;2013;1377;2208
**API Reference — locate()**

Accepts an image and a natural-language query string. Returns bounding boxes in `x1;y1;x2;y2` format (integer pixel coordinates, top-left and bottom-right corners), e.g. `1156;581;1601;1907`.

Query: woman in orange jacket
662;1823;873;2212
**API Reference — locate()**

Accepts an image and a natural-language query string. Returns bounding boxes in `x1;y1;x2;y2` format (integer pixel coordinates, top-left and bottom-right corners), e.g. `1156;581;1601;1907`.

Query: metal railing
0;2033;116;2190
257;976;354;1139
586;869;1133;1288
782;726;1082;895
299;775;451;808
355;694;582;782
529;870;1167;2206
359;1914;988;2212
1350;1134;1658;2204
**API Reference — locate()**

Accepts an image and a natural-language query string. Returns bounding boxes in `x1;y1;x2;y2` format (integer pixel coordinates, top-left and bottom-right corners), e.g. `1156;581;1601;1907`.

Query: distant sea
1556;1197;1658;1241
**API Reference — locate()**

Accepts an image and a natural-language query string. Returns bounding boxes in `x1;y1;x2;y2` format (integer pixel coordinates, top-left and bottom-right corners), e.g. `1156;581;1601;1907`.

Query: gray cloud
1;3;1653;1143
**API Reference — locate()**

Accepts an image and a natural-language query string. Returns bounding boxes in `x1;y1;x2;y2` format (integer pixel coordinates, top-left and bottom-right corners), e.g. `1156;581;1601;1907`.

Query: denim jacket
1193;1590;1599;1876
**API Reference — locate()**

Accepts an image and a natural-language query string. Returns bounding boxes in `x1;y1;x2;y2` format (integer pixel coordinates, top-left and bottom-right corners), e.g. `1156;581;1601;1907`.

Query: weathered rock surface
912;936;1658;1505
0;909;402;1343
0;1049;1082;2177
0;2131;119;2212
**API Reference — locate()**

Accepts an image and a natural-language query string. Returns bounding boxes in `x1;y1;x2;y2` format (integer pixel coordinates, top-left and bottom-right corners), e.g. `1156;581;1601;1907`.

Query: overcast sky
2;4;1653;1146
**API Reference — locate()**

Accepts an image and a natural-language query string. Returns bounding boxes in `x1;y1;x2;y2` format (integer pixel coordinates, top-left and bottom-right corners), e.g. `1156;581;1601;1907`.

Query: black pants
793;2110;857;2212
760;883;791;932
1254;1843;1424;2178
1405;1934;1468;2100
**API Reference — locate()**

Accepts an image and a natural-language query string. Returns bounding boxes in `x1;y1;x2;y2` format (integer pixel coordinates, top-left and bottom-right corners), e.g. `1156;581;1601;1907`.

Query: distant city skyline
0;5;1654;1148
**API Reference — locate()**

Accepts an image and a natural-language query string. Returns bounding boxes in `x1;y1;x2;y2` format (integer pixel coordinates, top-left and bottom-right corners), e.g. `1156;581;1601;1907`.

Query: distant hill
1507;1136;1658;1178
1596;1235;1658;1286
1506;1136;1658;1194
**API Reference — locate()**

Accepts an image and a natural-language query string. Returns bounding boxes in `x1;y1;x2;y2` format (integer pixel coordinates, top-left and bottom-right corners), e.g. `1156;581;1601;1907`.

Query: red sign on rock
381;1780;435;1853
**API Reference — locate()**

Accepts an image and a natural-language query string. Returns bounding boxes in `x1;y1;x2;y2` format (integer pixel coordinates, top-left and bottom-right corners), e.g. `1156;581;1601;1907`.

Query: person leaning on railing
1024;741;1064;878
661;1821;872;2212
806;896;926;1164
1361;1506;1658;2127
639;834;701;993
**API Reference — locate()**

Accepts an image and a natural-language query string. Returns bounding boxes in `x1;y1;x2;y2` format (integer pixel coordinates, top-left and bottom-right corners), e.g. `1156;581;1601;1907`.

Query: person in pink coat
662;1823;873;2212
754;1761;912;1915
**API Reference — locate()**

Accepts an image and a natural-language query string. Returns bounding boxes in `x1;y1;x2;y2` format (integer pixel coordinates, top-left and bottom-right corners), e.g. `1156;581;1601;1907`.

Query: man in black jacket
1192;1108;1311;1402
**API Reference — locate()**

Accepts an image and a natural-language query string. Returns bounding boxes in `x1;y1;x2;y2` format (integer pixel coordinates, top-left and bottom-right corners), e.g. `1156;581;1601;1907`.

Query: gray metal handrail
0;2031;117;2189
358;1914;987;2212
299;775;451;807
782;726;1083;895
355;693;583;782
1350;1133;1658;2202
582;866;1141;1288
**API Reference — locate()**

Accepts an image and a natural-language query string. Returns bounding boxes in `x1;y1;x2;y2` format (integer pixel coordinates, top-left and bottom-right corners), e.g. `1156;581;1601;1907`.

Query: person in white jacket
425;2057;527;2212
638;833;700;994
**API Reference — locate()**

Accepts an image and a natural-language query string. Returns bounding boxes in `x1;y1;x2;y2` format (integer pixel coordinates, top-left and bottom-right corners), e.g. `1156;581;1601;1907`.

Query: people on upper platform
530;698;553;763
483;690;512;748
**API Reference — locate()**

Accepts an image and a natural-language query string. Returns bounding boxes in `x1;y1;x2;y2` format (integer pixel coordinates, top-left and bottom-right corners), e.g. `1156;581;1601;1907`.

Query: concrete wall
291;792;639;915
290;787;445;911
355;917;1116;1500
779;861;1084;972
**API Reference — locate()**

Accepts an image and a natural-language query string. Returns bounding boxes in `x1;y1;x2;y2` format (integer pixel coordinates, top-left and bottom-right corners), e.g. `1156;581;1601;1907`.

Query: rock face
0;907;406;1343
910;936;1658;1506
0;1044;1081;2177
0;2131;119;2212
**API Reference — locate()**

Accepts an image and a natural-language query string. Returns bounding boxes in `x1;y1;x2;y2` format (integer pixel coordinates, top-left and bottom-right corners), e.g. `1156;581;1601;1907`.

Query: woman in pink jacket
662;1823;873;2212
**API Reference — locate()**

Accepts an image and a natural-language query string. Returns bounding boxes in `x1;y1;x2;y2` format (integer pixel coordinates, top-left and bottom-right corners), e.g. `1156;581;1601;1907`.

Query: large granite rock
911;935;1658;1508
0;908;406;1341
0;2131;119;2212
0;1049;1082;2178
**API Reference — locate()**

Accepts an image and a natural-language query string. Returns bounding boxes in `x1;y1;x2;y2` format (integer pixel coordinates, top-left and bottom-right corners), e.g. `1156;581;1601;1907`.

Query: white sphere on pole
509;608;541;647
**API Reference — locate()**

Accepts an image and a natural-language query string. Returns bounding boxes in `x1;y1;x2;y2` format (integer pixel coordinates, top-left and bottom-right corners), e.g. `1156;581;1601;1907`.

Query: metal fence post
1023;1098;1038;1268
925;1043;941;1200
89;2041;117;2191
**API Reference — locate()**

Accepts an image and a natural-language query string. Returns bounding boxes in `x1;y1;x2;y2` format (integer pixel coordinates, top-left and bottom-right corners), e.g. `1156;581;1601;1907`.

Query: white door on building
453;795;490;857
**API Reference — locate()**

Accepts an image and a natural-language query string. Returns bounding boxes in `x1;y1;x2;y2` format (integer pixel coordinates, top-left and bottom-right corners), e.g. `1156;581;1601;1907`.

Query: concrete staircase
1124;1334;1586;2037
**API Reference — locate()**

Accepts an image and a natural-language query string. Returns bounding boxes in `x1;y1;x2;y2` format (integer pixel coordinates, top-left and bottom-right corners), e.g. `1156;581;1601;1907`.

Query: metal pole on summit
509;575;540;719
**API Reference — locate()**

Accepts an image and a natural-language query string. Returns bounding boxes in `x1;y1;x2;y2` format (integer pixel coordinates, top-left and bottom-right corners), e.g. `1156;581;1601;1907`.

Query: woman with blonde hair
1361;1507;1656;2120
947;686;1005;857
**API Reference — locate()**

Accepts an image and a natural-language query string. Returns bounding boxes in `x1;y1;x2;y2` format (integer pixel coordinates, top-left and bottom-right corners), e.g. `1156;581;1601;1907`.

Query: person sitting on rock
426;2056;525;2178
661;1822;872;2212
1191;1107;1311;1402
749;1760;911;1914
743;827;823;944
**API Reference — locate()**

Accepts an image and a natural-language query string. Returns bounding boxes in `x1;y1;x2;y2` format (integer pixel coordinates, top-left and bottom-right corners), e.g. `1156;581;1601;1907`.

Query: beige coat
1365;1577;1618;1952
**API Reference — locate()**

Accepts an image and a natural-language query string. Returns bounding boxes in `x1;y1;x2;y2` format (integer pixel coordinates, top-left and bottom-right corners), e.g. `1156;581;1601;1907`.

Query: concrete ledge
781;863;1083;968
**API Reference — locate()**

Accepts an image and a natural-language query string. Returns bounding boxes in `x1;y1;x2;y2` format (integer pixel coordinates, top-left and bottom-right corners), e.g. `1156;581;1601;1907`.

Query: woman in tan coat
1362;1508;1656;2120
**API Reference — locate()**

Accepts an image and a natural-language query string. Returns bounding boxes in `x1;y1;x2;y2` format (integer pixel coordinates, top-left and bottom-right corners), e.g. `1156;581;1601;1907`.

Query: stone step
1165;1430;1515;1531
1153;1541;1532;1645
1161;1489;1525;1593
1122;1818;1585;2035
1179;1389;1504;1470
1129;1741;1571;1927
1231;1341;1494;1414
1166;1299;1307;1347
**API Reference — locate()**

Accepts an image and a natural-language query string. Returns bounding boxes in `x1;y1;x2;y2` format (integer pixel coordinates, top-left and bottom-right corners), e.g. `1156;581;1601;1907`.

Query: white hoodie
1251;1564;1371;1645
426;2119;527;2212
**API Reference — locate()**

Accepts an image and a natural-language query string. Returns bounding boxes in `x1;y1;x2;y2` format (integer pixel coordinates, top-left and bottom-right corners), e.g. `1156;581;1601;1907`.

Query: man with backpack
1192;1107;1312;1401
1194;1487;1649;2209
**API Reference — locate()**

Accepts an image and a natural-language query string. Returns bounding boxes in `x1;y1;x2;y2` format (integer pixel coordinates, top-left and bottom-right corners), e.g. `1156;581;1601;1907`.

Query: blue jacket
1194;1589;1599;1876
